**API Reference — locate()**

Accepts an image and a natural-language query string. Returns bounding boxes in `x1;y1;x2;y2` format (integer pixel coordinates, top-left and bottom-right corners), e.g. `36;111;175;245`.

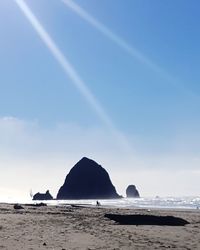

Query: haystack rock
126;185;140;198
57;157;121;199
32;190;53;200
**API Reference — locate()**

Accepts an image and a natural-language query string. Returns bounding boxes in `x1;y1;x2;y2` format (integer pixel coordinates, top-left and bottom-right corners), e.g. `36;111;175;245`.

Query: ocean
2;196;200;210
53;196;200;210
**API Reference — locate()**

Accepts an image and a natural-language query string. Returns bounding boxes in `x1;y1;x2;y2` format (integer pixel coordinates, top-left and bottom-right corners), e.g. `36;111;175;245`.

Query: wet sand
0;203;199;249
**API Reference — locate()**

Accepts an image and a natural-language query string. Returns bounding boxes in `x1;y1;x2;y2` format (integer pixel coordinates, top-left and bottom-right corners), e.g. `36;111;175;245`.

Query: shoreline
1;195;200;211
0;203;199;249
3;200;200;212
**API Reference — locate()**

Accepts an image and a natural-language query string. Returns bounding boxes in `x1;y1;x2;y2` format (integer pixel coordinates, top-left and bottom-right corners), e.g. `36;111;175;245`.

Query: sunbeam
61;0;196;98
14;0;134;155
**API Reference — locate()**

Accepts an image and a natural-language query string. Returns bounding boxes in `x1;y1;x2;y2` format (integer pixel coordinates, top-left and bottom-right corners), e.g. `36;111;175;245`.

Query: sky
0;0;200;200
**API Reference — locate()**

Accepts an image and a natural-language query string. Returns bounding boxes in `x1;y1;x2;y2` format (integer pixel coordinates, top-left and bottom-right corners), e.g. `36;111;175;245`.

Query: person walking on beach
96;201;101;206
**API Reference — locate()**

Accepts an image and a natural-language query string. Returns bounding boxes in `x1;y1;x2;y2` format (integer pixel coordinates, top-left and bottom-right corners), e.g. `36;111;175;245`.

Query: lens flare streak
14;0;134;155
61;0;195;97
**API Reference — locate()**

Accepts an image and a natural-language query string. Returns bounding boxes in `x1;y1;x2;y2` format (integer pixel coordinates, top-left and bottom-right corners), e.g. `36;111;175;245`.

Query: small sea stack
126;185;140;198
32;190;53;200
57;157;121;199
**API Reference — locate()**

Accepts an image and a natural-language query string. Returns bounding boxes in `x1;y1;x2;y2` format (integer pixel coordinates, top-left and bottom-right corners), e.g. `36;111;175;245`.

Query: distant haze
0;117;199;200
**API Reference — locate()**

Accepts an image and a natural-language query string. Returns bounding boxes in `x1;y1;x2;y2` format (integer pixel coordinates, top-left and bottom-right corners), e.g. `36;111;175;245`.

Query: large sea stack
57;157;121;199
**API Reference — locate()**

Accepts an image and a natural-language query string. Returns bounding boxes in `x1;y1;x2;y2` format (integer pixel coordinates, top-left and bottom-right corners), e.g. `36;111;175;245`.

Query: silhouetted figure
96;200;101;206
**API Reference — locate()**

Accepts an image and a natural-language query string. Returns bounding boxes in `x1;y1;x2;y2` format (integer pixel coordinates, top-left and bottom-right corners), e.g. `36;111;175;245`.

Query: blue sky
0;0;200;199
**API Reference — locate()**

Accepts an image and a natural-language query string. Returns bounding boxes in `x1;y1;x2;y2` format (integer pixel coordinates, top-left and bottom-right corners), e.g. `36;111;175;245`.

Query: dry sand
0;203;199;249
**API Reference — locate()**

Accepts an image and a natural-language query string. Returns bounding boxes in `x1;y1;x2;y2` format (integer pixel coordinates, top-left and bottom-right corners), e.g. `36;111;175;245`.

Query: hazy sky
0;0;200;200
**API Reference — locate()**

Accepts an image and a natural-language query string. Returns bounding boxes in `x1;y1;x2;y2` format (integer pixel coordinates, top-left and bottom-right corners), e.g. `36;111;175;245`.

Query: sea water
53;196;200;210
1;196;200;210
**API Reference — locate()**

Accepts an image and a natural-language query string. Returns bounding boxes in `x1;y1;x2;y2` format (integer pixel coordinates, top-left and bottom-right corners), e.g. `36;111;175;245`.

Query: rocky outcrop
126;185;140;198
57;157;121;199
32;190;53;200
14;204;24;210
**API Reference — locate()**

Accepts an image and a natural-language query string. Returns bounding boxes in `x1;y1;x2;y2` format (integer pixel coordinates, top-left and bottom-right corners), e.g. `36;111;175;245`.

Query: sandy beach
0;203;199;250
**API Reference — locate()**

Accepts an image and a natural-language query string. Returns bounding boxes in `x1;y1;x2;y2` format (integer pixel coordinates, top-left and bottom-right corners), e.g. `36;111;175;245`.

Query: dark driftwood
24;203;47;207
105;214;189;226
13;204;24;210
